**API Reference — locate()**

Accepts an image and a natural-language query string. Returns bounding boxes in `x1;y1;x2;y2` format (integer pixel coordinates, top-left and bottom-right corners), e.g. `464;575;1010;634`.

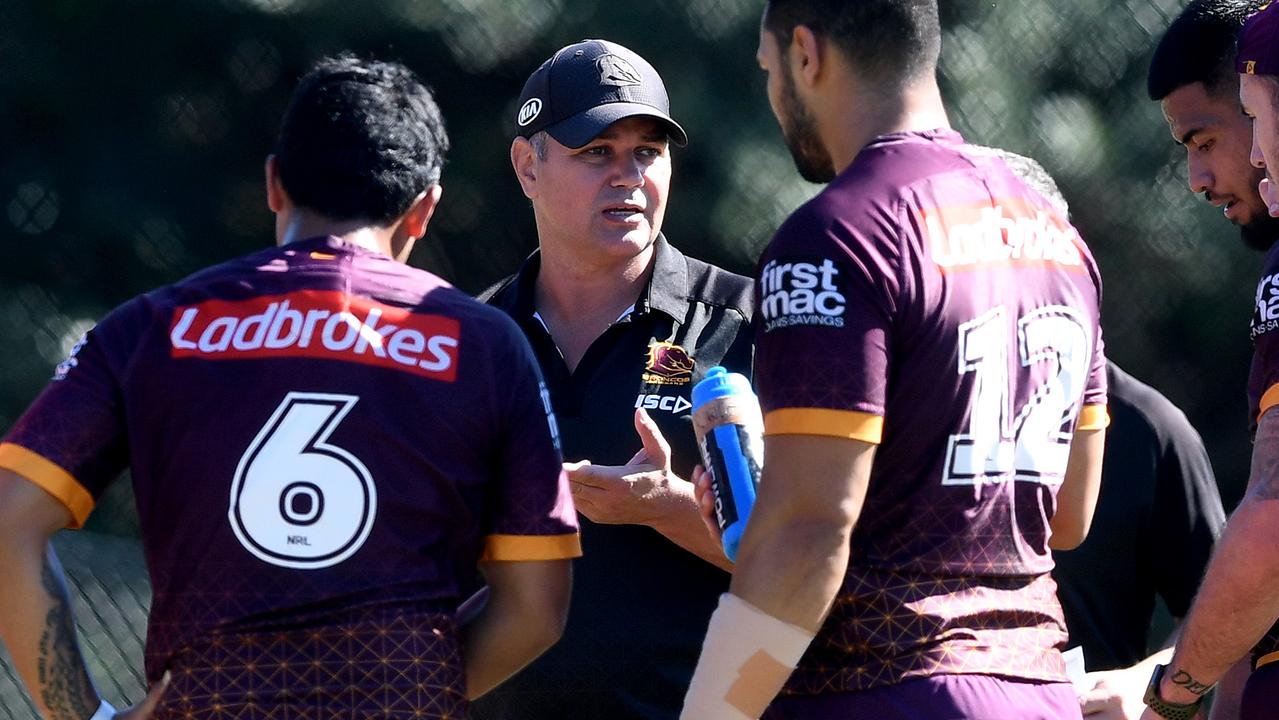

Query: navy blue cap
514;39;688;149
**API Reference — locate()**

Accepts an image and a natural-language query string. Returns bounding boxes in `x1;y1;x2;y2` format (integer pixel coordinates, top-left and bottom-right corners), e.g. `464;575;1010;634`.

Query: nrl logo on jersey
759;256;847;333
642;341;694;385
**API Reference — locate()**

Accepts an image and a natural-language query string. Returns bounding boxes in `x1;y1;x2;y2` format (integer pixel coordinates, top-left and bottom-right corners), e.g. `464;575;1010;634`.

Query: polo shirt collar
645;234;690;320
503;233;691;323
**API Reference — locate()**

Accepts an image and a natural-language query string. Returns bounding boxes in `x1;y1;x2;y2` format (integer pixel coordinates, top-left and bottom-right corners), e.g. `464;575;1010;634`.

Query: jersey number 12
942;305;1092;487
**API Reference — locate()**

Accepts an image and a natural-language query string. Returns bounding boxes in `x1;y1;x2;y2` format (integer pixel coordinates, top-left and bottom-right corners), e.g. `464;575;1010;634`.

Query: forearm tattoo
36;551;97;719
1169;668;1214;696
1253;414;1279;501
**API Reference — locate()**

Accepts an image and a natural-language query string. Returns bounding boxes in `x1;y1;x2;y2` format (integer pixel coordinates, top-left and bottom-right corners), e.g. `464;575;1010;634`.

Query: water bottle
691;366;764;562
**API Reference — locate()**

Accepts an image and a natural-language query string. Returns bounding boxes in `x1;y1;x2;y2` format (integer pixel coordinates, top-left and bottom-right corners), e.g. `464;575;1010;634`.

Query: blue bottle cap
691;366;754;411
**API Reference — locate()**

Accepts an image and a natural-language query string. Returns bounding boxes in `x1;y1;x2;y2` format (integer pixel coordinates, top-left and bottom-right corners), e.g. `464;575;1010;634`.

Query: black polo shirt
1052;363;1226;670
472;235;753;720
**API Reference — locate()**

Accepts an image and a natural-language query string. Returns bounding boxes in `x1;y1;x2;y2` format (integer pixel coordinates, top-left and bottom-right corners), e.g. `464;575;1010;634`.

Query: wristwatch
1142;664;1204;720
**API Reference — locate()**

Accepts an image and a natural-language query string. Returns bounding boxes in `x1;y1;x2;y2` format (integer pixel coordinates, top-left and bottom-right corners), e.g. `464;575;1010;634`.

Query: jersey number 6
229;392;377;569
942;305;1092;487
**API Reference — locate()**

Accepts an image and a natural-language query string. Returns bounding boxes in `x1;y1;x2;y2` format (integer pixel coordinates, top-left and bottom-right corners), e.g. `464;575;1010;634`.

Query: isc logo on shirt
168;290;461;381
759;256;847;333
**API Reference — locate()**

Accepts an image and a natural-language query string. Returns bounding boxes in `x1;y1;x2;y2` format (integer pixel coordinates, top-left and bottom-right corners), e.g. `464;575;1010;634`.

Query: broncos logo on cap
597;55;642;87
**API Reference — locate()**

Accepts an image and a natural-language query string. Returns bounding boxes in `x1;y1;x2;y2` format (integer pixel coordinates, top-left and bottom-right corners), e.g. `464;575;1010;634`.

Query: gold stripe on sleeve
1255;650;1279;669
1259;384;1279;422
480;533;583;562
0;443;94;529
1075;404;1110;431
763;408;884;444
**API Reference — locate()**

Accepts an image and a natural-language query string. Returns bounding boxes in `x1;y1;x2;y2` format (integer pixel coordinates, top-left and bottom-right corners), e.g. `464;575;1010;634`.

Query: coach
472;39;754;720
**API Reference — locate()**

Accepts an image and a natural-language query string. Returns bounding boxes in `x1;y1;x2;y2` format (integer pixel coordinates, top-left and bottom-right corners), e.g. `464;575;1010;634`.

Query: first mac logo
169;290;461;381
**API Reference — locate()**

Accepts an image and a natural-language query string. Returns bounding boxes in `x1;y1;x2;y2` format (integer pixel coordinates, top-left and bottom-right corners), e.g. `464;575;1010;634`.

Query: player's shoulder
771;131;975;249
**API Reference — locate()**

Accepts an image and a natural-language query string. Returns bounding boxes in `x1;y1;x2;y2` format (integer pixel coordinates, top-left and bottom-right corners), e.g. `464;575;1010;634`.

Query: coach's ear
511;137;539;200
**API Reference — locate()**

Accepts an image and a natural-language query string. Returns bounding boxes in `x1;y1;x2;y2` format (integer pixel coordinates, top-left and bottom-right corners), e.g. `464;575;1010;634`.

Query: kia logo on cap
517;98;543;126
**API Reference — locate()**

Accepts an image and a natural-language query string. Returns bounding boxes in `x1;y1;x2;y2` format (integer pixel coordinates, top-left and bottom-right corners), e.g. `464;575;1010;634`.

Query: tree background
0;0;1257;711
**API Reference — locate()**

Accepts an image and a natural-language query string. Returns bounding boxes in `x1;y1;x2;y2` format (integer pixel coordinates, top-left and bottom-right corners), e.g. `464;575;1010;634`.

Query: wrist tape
681;593;816;719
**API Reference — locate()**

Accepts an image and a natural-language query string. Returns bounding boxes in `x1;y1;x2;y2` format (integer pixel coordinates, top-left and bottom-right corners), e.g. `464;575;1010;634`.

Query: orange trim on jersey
0;443;94;529
480;533;582;562
1076;404;1110;431
1259;384;1279;422
763;408;884;443
1256;650;1279;669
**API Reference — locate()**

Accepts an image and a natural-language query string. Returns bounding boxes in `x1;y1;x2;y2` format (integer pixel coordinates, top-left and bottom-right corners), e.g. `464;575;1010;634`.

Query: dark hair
273;55;450;224
1147;0;1265;101
763;0;941;86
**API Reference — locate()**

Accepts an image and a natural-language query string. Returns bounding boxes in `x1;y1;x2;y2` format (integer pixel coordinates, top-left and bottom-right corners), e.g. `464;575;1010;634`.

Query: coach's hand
566;408;684;527
566;410;733;570
115;671;170;719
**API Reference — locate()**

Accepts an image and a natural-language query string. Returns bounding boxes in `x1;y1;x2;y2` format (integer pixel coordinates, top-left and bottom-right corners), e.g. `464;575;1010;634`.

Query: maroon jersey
0;236;579;717
754;130;1107;694
1247;241;1279;666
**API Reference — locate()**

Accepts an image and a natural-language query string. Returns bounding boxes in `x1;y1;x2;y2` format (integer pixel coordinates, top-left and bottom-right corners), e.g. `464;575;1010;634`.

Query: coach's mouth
601;203;646;223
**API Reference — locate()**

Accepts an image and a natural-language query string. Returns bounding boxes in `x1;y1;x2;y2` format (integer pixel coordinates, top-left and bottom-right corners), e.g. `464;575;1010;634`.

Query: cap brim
545;102;688;149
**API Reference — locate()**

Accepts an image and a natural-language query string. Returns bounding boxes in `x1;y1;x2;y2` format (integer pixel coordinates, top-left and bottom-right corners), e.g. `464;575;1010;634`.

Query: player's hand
691;464;722;543
1080;666;1164;720
567;408;687;526
114;671;170;719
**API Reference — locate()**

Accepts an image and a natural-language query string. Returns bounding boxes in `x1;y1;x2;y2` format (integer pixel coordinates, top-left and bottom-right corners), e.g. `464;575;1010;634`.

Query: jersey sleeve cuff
1075;404;1110;431
763;408;884;443
480;533;582;562
0;443;94;529
1259;383;1279;422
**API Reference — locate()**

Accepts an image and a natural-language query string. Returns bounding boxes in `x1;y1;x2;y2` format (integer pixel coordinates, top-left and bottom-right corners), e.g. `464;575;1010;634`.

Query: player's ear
401;184;444;241
265;155;289;213
791;24;823;88
511;137;539;199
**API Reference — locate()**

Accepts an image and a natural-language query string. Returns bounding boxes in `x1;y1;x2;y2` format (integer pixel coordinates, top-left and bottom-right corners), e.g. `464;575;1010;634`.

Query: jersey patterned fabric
1246;240;1279;669
754;130;1108;696
0;236;580;719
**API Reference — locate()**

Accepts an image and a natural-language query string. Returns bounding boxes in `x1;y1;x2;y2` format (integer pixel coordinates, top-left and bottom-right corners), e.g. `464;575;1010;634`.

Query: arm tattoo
1253;415;1279;501
1169;668;1214;697
35;549;97;720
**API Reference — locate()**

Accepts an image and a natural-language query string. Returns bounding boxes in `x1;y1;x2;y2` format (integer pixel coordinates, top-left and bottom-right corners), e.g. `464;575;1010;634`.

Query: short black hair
1147;0;1265;101
763;0;941;86
274;55;450;224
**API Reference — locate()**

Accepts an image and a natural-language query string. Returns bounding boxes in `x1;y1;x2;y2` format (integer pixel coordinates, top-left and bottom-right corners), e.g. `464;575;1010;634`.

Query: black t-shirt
473;235;754;720
1052;363;1225;670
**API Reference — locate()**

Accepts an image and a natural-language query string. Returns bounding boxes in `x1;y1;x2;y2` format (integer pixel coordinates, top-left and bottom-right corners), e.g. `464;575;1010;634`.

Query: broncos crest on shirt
753;130;1108;696
0;236;580;718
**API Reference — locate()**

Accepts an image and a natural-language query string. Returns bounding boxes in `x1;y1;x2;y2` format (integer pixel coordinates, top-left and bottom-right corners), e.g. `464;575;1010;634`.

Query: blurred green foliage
0;0;1263;708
